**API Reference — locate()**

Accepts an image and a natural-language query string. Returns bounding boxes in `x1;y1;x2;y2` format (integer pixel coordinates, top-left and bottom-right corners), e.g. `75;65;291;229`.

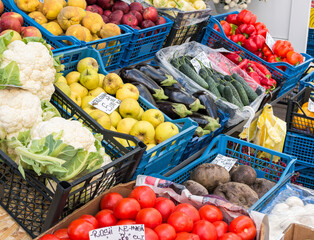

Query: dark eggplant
189;113;221;131
156;101;192;119
164;87;204;112
192;91;218;119
119;68;168;100
132;83;157;107
135;64;177;87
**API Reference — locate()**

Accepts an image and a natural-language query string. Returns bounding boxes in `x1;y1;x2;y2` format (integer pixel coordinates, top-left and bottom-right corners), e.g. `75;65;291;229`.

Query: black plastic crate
0;87;146;238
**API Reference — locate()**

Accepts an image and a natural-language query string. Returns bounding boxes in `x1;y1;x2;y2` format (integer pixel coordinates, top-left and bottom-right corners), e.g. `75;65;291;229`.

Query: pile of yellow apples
15;0;121;44
55;57;180;150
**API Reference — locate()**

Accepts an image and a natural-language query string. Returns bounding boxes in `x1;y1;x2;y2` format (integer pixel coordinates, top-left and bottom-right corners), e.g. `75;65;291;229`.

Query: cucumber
217;84;225;96
199;68;209;80
205;76;221;97
231;80;250;106
223;86;244;109
179;63;209;89
231;73;258;102
224;75;233;82
225;81;242;104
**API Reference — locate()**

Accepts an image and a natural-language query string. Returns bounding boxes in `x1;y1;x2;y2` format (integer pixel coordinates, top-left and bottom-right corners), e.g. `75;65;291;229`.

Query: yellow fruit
88;87;105;97
117;118;137;134
66;71;80;85
83;106;96;114
57;6;85;30
82;12;104;34
66;24;87;42
16;0;39;12
98;74;105;88
130;121;155;145
119;98;141;119
42;22;63;35
103;73;123;95
142;109;165;128
37;2;44;12
77;57;99;73
97;114;111;130
42;0;63;20
116;83;139;101
82;26;92;42
110;126;117;132
80;68;99;90
81;95;95;109
56;75;67;84
69;82;88;98
137;107;144;120
146;144;157;157
109;111;122;128
99;23;121;38
70;92;81;107
67;0;87;9
293;102;314;132
55;82;71;97
155;122;179;144
28;11;47;24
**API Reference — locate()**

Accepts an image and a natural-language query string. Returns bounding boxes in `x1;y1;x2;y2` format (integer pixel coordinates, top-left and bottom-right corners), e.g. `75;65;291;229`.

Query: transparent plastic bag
155;41;266;127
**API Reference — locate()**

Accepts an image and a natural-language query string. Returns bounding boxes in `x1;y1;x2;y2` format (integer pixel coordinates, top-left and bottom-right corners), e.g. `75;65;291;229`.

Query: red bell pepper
252;61;272;79
226;13;239;25
254;22;269;38
230;24;238;35
237;9;257;25
248;61;275;87
214;20;231;36
238;58;250;70
272;40;294;58
242;35;265;53
286;51;304;65
229;34;246;45
235;24;256;38
254;51;263;58
222;52;242;65
262;44;272;58
248;69;261;85
267;54;281;63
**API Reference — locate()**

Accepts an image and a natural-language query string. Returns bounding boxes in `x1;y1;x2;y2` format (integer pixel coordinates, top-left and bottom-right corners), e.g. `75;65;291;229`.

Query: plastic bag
155;41;265;127
239;104;286;163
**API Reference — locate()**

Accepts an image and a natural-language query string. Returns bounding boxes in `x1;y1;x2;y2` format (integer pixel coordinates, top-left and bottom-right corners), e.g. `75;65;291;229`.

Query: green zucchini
179;63;209;89
231;80;250;106
231;73;258;102
205;76;221;97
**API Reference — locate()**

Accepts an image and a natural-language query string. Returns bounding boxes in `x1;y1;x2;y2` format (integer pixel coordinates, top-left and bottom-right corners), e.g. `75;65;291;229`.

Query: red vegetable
248;69;261;85
238;58;250;70
267;54;281;63
129;186;156;208
242;35;265;53
226;14;239;25
228;216;256;240
254;22;268;38
214;20;232;36
218;232;242;240
199;205;223;223
252;61;272;79
222;52;242;64
235;24;256;39
67;219;95;240
272;40;294;58
229;34;246;46
262;44;273;58
286;51;304;65
237;9;257;25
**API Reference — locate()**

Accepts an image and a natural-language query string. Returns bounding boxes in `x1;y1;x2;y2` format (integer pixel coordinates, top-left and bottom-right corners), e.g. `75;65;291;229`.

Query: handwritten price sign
89;224;145;240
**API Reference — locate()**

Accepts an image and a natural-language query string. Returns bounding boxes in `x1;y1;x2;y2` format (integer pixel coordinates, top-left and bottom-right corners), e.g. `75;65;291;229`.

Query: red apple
0;0;4;15
143;6;158;22
103;10;111;17
155;16;166;25
0;30;21;42
141;19;155;29
109;10;123;24
132;26;141;30
0;17;21;33
86;5;103;15
87;0;97;4
129;2;143;13
101;15;109;23
1;12;24;26
112;1;129;14
97;0;114;10
21;26;42;38
121;13;138;27
129;10;142;26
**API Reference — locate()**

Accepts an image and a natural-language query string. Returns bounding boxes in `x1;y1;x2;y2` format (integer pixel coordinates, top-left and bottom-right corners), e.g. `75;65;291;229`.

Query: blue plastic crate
180;110;229;161
296;167;314;190
121;17;173;67
7;0;133;71
308;28;314;44
299;71;314;90
155;134;296;211
201;11;313;97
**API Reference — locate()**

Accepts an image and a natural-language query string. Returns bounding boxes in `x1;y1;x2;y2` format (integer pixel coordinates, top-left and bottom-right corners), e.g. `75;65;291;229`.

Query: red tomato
212;221;228;238
116;219;136;225
113;198;141;219
79;215;99;229
192;220;217;240
199;205;223;223
174;203;200;223
155;197;169;203
154;223;176;240
95;209;117;228
53;228;69;239
145;227;159;240
176;232;200;240
39;235;60;240
228;216;256;240
167;211;193;233
100;192;123;210
67;219;95;240
218;232;242;240
129;186;156;208
155;198;176;222
136;208;162;228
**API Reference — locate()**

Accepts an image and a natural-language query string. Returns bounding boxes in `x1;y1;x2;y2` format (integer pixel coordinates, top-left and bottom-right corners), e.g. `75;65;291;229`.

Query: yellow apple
98;74;105;88
116;118;137;134
110;126;117;131
103;73;123;95
81;95;95;109
119;98;141;119
142;109;165;128
69;82;88;98
109;111;122;128
66;71;80;85
80;68;99;90
83;106;96;114
116;83;139;101
56;75;67;84
130;121;155;145
155;122;179;144
137;107;144;120
97;114;111;130
55;82;71;97
146;143;157;157
67;0;86;9
88;87;105;97
77;57;99;73
70;92;81;107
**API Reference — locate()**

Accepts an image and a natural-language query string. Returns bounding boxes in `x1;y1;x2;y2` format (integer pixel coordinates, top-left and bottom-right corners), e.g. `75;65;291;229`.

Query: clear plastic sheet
155;41;266;127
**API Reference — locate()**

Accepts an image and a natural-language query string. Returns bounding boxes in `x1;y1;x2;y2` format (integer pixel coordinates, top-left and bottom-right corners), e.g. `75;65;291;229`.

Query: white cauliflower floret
31;117;97;152
1;41;56;100
0;88;42;139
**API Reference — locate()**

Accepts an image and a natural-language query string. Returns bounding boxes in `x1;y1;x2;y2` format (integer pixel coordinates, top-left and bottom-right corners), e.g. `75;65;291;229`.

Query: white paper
89;225;145;240
89;92;121;114
211;154;238;171
191;51;211;73
308;98;314;113
215;48;233;53
265;32;276;53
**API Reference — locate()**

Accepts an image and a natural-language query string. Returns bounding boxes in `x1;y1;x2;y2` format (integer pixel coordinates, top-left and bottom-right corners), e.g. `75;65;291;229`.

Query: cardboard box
282;223;314;240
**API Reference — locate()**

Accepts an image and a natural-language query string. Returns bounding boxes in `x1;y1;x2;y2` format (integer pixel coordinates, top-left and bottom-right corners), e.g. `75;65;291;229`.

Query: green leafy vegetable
41;100;61;121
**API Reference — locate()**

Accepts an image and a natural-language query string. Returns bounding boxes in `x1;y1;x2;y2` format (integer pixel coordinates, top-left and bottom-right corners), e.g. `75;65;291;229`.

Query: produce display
39;185;257;240
144;0;207;11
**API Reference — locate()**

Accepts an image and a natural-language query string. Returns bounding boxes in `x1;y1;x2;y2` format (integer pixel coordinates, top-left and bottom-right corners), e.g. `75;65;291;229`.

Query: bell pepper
238;58;250;70
230;24;238;35
226;13;239;25
214;20;231;36
267;54;281;63
254;22;269;38
286;51;304;65
242;35;265;53
248;62;273;86
222;52;242;65
235;24;256;38
254;51;263;58
272;40;294;58
229;34;246;46
237;9;257;25
262;44;272;58
248;69;261;85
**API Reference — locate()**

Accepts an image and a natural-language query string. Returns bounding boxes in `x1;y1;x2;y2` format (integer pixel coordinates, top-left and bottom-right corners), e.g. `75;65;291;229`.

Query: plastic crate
121;17;173;67
7;0;133;71
155;134;296;211
180;109;229;161
299;71;314;90
201;11;313;97
295;167;314;190
308;28;314;44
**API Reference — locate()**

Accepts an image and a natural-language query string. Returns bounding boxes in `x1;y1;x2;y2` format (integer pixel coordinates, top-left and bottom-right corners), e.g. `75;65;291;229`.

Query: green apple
155;122;179;144
77;57;99;73
79;68;99;90
118;98;141;119
117;118;137;134
130;121;156;145
141;109;165;128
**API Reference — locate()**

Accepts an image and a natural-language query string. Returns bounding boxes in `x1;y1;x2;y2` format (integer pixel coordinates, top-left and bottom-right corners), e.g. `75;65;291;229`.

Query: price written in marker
89;92;121;114
89;224;145;240
211;154;238;172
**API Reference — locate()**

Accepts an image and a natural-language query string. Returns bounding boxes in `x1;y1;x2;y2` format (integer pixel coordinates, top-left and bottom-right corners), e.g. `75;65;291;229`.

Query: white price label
89;92;121;114
265;32;276;53
308;98;314;113
215;48;233;53
211;154;238;172
89;225;145;240
191;51;211;73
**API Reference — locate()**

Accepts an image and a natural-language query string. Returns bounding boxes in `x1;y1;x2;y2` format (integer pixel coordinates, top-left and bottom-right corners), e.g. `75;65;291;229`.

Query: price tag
89;92;121;114
211;154;237;172
89;224;145;240
265;32;276;53
215;48;233;53
191;51;211;73
308;98;314;113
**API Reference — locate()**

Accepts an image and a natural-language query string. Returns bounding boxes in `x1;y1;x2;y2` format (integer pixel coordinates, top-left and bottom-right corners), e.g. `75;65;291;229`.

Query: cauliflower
0;88;42;139
1;40;56;100
193;0;206;10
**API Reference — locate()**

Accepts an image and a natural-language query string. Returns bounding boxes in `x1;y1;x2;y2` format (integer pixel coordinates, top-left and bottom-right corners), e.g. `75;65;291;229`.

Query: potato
184;180;209;196
213;182;259;208
250;178;275;198
231;165;257;185
190;163;230;191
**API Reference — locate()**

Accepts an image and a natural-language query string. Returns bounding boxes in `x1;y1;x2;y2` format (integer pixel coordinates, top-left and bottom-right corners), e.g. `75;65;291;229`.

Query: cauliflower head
0;88;43;140
1;40;56;100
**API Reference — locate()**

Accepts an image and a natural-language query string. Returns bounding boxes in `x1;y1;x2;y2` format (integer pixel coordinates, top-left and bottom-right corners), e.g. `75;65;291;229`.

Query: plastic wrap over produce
136;175;268;240
155;41;266;127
